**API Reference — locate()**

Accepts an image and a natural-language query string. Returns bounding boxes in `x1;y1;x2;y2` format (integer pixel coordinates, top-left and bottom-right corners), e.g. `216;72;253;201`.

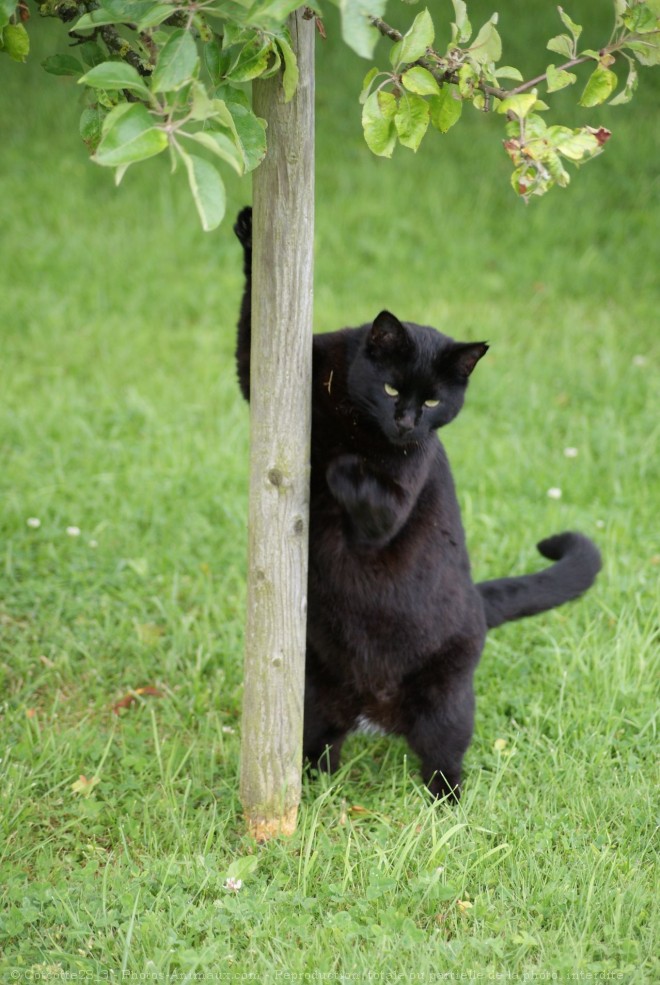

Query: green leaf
260;42;281;80
93;102;168;167
228;101;267;172
181;151;226;231
72;10;126;31
546;34;574;59
226;35;272;82
360;66;380;104
42;54;84;77
609;56;639;105
579;65;617;107
78;41;106;68
497;91;538;119
547;126;602;162
277;33;299;102
337;0;386;60
626;38;660;67
397;7;434;65
450;0;471;44
99;100;132;136
0;0;16;30
226;855;259;881
613;0;627;28
79;61;152;100
361;89;397;158
135;3;173;31
203;38;221;85
494;65;523;81
543;150;570;187
470;15;501;66
429;85;462;133
151;28;199;93
623;4;658;33
510;163;543;201
545;62;577;92
394;92;430;151
189;80;217;121
246;0;302;30
71;0;170;32
1;22;29;62
457;62;478;97
557;6;582;42
401;66;440;96
79;106;105;151
181;128;244;175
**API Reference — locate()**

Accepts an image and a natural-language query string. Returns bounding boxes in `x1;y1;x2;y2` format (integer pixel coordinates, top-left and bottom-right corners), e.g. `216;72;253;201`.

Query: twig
507;56;596;95
370;17;402;44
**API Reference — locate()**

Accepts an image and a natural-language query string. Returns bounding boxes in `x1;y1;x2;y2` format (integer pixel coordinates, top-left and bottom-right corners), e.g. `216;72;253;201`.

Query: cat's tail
476;532;601;630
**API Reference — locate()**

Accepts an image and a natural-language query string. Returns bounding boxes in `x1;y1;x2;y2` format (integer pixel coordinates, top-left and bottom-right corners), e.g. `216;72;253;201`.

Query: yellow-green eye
384;383;398;397
424;398;440;408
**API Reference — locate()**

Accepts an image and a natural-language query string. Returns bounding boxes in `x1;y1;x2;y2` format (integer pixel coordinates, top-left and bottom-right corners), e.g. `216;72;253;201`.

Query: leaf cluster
2;0;659;223
361;1;660;201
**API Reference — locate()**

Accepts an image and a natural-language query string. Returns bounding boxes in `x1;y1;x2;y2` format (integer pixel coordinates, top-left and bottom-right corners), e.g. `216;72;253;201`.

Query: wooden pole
239;11;315;842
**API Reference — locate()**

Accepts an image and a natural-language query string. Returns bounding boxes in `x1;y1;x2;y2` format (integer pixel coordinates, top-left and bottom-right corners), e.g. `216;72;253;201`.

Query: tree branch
369;15;508;100
368;15;626;106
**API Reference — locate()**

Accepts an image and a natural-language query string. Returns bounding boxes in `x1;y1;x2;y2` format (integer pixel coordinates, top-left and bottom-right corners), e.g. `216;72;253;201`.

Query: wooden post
239;11;315;841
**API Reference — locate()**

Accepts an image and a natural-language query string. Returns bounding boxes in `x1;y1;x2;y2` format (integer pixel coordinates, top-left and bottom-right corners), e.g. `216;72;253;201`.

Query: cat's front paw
327;455;399;548
326;454;363;499
234;206;252;249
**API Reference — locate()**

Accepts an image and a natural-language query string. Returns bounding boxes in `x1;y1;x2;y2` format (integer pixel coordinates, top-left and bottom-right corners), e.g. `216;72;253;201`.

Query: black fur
233;207;601;800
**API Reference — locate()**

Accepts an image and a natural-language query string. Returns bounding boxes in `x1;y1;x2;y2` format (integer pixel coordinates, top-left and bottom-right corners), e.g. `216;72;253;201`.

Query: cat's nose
396;411;416;434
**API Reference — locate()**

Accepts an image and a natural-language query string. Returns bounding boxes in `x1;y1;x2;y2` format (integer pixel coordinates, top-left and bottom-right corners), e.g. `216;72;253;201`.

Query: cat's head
347;311;488;447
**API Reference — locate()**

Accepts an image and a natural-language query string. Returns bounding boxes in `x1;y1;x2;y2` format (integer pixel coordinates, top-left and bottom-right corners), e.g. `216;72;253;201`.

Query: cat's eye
384;384;399;397
424;398;440;408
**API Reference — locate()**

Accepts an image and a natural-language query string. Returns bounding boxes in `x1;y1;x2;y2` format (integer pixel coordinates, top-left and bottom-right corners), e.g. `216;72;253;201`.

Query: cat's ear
444;341;489;379
367;311;413;359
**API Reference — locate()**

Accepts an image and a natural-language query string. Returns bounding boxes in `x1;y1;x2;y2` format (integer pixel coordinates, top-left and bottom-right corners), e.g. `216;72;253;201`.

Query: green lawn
1;3;658;982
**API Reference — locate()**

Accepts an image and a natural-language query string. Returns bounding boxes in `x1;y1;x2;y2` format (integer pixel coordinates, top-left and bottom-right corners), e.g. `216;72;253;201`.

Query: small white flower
88;540;98;549
223;877;243;892
563;447;578;458
222;726;235;735
632;354;647;367
66;526;81;537
27;517;41;529
547;487;562;500
596;520;605;529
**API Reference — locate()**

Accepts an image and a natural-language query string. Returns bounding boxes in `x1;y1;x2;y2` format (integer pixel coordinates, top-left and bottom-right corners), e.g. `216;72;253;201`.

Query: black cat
233;207;601;800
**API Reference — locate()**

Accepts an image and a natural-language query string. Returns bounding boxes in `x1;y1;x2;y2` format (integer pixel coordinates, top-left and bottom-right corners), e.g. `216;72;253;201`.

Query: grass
1;2;658;982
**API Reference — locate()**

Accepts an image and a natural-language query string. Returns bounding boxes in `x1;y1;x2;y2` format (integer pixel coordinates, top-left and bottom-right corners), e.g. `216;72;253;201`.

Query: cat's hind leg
403;672;476;801
302;675;348;774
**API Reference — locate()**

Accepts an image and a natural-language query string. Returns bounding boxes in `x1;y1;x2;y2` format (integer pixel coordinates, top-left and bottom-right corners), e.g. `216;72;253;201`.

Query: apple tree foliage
2;0;659;226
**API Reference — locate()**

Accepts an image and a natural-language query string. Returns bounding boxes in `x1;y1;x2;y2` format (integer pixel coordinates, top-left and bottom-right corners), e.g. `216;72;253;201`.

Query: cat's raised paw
234;206;252;249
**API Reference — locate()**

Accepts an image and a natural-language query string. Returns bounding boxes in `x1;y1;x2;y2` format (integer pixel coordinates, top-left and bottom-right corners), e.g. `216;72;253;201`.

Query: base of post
244;804;299;842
